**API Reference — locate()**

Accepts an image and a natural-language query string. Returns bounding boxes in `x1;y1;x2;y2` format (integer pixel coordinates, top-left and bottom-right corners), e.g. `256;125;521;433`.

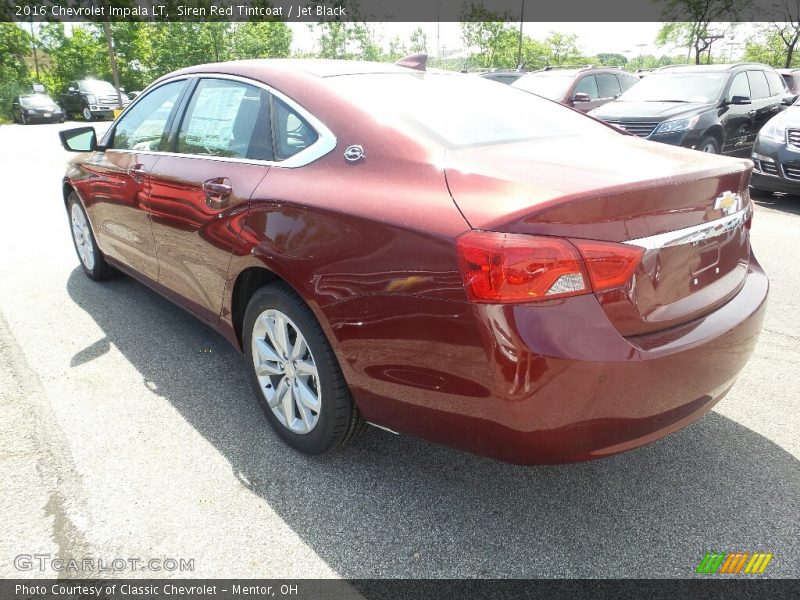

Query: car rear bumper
352;253;768;464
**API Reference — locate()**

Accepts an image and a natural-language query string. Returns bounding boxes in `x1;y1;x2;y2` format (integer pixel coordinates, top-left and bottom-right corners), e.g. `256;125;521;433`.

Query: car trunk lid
445;135;754;336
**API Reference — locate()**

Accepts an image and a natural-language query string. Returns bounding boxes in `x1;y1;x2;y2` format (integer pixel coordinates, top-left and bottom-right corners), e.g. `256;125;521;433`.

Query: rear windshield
20;95;54;108
325;72;616;147
511;74;575;100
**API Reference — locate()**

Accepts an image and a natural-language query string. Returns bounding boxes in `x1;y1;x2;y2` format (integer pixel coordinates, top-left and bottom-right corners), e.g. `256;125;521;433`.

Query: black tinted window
177;79;273;160
112;81;184;151
596;74;621;98
271;97;318;161
574;76;599;100
747;71;770;99
727;72;750;100
765;70;786;96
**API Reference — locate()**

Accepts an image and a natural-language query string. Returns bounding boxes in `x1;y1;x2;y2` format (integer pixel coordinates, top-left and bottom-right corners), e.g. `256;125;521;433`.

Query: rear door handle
202;178;233;209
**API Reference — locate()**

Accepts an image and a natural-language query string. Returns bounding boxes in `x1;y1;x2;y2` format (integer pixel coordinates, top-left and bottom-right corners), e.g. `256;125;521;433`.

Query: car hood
591;100;714;120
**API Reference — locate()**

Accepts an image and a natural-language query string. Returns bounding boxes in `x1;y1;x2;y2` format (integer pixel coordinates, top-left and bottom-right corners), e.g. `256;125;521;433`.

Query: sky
287;22;758;61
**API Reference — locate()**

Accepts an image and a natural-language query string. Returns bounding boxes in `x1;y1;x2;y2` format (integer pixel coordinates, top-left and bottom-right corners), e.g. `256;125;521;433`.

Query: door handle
202;178;233;209
127;164;147;181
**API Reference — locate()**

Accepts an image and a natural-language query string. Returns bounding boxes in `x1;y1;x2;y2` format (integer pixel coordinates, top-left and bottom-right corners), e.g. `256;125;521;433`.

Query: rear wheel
698;136;720;154
68;192;114;281
243;283;364;454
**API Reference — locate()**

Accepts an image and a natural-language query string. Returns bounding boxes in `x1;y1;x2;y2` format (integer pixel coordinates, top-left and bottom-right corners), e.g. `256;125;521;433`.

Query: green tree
230;22;292;59
460;5;516;68
37;23;106;94
657;0;743;65
743;26;796;67
0;23;32;121
409;27;427;54
544;32;585;65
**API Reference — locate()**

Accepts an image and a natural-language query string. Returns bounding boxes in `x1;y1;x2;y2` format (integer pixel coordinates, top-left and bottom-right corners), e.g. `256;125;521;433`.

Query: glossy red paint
63;59;767;464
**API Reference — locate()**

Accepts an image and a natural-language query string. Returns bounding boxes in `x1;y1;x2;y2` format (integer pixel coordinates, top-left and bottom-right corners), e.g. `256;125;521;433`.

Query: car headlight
655;115;700;134
759;117;787;143
86;94;97;104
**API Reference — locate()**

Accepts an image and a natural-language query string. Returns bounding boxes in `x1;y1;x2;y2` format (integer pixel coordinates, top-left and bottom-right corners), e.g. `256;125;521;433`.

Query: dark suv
590;63;794;154
511;67;640;112
60;79;130;121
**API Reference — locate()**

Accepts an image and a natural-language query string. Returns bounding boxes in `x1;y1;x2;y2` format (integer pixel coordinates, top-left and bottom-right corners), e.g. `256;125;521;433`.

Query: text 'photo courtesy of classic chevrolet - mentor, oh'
58;57;768;464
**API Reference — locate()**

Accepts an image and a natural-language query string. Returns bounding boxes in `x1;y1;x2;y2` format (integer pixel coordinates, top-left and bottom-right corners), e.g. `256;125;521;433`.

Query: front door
147;77;272;324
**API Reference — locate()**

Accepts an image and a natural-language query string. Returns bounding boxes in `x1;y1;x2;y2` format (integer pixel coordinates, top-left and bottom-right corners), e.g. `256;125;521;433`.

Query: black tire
12;110;19;124
243;282;364;454
20;112;27;125
698;135;720;154
67;192;114;281
82;105;93;121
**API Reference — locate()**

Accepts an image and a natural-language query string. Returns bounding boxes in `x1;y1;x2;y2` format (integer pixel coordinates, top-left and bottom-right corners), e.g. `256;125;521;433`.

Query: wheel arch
702;124;724;148
229;265;284;350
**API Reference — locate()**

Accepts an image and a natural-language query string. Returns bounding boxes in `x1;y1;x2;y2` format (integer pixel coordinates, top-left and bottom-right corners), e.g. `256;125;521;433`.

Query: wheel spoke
269;377;288;409
295;377;321;414
265;314;289;360
295;359;316;376
254;337;282;366
281;380;295;426
295;386;314;431
289;335;307;360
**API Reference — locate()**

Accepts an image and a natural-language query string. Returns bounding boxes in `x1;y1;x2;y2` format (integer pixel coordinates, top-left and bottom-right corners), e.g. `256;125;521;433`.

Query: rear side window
574;76;599;99
596;74;622;99
617;73;638;92
727;72;750;100
747;71;771;99
111;80;185;151
765;70;786;96
271;97;319;161
177;79;273;160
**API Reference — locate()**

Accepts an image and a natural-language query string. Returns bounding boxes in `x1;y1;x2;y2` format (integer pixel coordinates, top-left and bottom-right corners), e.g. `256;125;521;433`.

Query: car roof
181;59;420;78
521;67;630;77
656;63;773;74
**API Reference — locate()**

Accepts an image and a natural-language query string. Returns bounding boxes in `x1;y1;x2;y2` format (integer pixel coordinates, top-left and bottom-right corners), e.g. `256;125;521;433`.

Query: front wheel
243;283;364;454
82;106;93;121
68;192;114;281
20;112;27;125
698;136;720;154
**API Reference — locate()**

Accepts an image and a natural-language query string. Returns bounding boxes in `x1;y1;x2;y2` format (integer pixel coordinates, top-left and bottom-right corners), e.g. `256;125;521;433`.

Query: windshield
511;75;574;100
618;72;726;103
20;95;55;108
325;73;616;147
79;80;116;94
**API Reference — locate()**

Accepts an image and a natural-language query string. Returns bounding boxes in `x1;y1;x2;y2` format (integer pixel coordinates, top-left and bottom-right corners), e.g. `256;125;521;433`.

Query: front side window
272;97;319;161
111;80;185;151
574;76;599;100
727;73;750;101
177;79;273;160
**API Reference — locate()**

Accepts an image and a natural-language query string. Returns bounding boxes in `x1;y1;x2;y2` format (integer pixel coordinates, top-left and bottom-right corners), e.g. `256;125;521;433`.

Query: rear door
747;70;781;143
146;76;272;324
80;79;188;281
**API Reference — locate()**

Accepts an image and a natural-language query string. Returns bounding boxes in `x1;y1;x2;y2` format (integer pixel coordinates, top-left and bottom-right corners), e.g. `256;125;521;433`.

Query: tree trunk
787;41;796;68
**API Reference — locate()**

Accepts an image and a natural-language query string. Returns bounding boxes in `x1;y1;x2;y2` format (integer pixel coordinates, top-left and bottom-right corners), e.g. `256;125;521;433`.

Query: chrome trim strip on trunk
623;206;750;250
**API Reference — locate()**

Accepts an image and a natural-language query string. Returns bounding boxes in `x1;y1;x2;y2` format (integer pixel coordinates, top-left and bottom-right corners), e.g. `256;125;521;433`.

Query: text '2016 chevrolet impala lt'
59;58;767;464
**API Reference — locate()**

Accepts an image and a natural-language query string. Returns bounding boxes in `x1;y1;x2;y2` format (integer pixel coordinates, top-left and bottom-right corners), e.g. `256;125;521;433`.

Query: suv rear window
328;73;616;147
765;70;786;96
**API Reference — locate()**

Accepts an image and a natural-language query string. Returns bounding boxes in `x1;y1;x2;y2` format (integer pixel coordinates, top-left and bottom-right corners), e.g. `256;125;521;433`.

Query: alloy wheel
82;107;92;121
71;203;95;271
251;308;321;434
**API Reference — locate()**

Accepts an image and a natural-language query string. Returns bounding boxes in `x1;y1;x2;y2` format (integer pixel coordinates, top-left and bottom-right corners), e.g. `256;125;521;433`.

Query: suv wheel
82;106;93;121
243;283;365;454
698;136;720;154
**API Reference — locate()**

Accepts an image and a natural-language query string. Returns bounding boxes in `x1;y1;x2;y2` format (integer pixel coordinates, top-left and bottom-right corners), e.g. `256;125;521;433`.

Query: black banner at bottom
3;579;800;600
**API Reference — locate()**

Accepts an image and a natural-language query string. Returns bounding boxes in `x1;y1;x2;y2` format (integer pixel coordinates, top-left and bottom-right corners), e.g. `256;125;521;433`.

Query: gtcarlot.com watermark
14;554;194;573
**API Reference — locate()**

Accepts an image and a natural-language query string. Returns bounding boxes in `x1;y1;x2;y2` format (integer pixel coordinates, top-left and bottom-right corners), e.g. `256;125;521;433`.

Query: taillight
455;231;644;303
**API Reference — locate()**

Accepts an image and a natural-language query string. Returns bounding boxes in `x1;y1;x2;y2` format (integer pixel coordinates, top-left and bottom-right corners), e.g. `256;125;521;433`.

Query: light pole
516;0;525;70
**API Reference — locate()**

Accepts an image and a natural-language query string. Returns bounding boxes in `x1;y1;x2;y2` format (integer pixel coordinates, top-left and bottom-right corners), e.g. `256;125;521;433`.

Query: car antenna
395;53;427;72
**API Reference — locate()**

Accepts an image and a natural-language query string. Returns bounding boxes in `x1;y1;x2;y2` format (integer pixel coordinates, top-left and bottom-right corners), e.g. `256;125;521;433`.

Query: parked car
58;59;767;464
750;97;800;195
11;93;64;124
778;68;800;94
60;79;130;121
590;63;794;154
511;67;640;112
127;90;143;100
479;70;524;85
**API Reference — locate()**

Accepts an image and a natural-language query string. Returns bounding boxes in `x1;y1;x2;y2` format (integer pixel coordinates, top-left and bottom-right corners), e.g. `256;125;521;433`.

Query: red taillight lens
570;239;645;292
455;231;644;303
455;231;589;303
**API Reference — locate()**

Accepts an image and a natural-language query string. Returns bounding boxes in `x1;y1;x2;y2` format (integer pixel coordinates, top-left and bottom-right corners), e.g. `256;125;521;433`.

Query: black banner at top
2;0;800;22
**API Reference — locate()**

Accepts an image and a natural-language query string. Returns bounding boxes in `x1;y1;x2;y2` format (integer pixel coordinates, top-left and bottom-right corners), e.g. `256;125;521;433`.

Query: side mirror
782;93;799;106
59;127;97;152
728;95;751;105
68;86;77;93
573;92;591;103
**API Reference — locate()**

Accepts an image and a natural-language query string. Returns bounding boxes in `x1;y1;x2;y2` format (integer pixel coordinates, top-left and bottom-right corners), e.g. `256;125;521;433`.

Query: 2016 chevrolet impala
59;59;768;464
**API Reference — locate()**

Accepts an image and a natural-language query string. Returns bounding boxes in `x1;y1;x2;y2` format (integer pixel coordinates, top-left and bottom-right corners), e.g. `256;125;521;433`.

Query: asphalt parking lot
0;121;798;580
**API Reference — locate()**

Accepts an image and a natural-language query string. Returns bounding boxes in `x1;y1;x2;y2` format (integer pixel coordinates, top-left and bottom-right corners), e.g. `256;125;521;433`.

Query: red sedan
59;59;767;464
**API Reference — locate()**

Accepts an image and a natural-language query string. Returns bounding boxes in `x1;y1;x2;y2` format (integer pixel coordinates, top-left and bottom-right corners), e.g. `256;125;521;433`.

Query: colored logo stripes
696;552;773;574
